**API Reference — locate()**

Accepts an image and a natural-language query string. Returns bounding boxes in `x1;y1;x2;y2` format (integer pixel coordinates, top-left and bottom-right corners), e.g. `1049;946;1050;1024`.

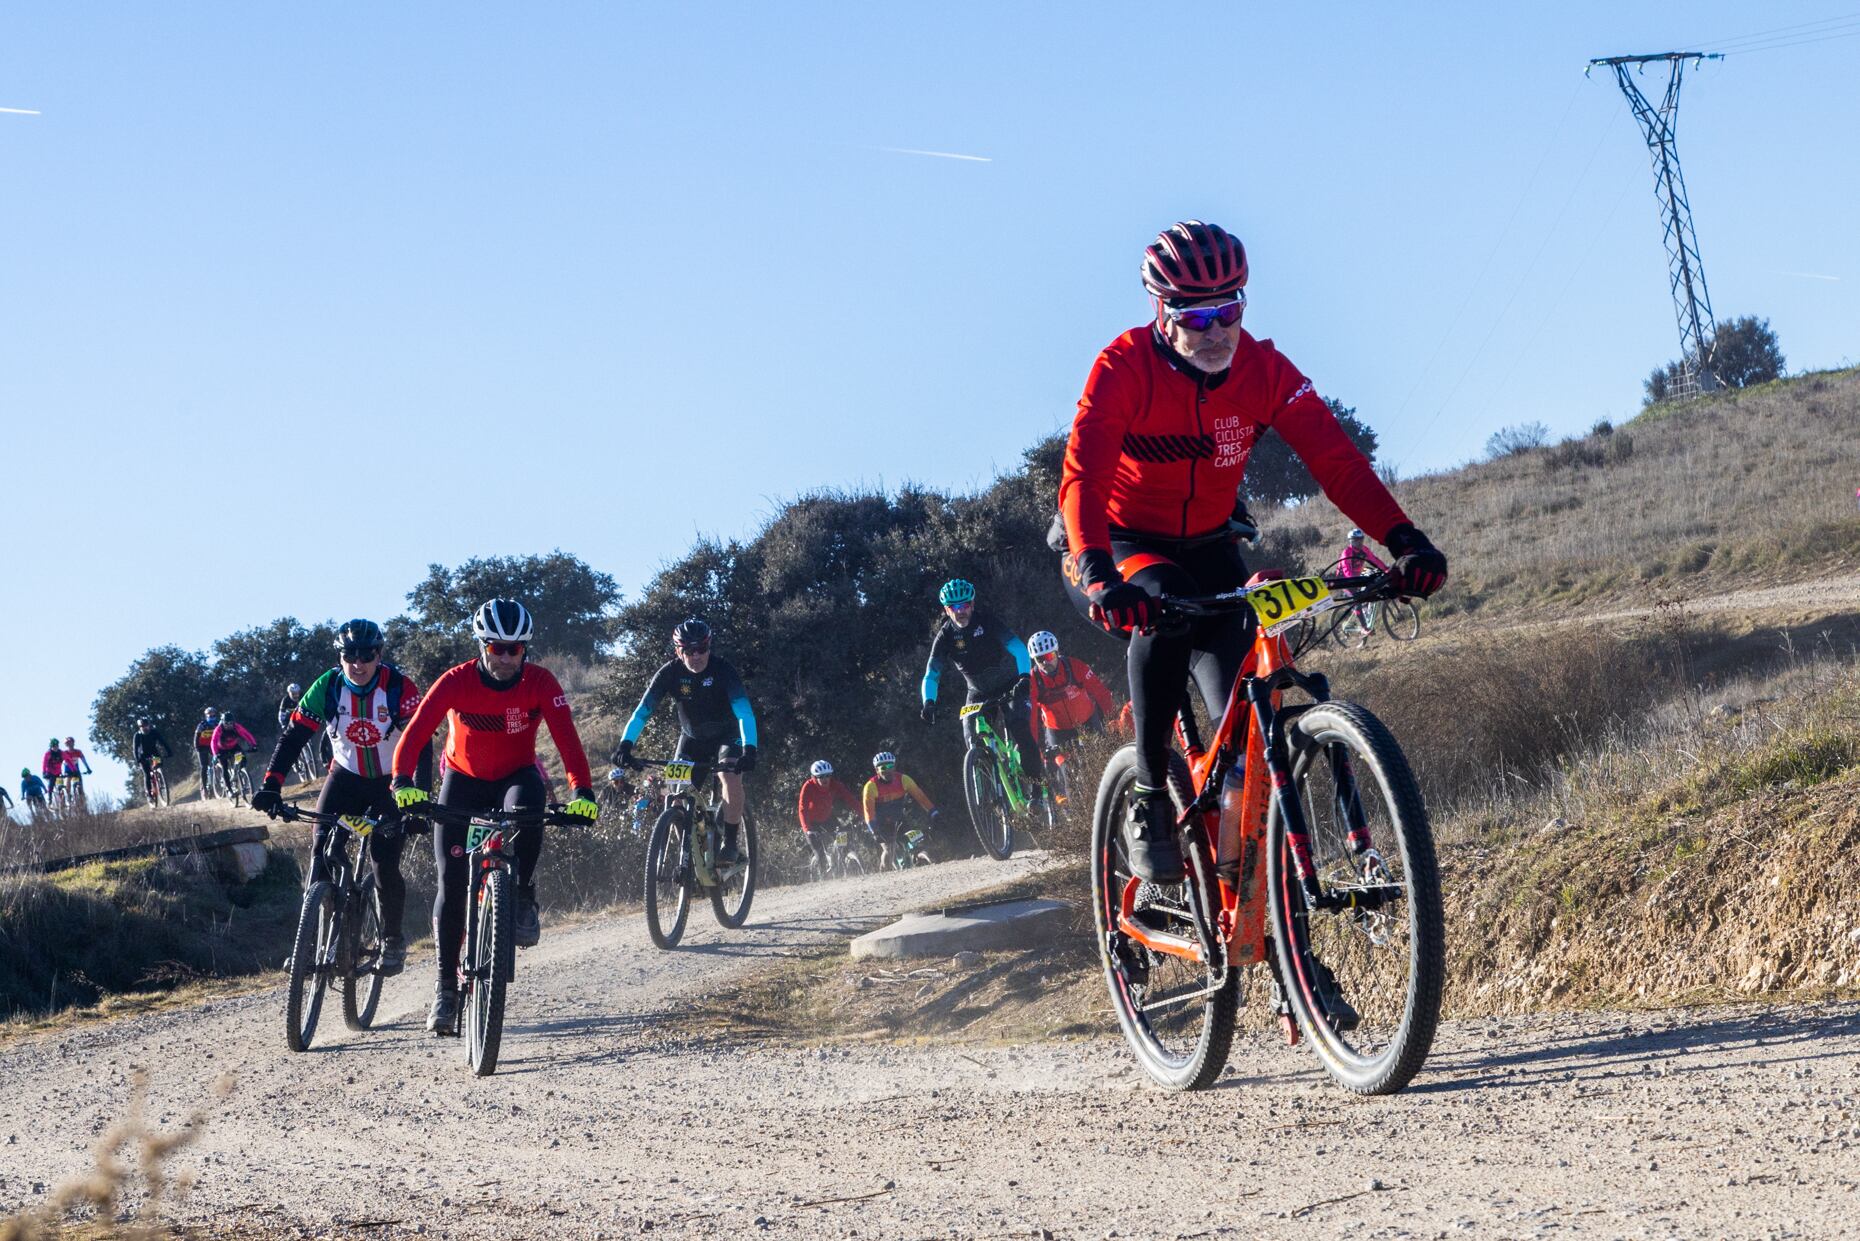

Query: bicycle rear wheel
1381;599;1421;641
644;808;692;949
1269;702;1443;1095
466;868;514;1076
285;882;335;1052
1091;743;1236;1091
962;748;1014;860
151;769;170;807
340;876;384;1031
709;811;757;928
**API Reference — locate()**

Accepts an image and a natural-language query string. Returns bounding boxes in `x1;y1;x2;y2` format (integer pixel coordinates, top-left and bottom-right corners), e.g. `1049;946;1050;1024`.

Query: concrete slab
849;897;1073;960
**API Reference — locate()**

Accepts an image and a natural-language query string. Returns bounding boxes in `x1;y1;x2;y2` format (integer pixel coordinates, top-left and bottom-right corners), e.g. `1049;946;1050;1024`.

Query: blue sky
3;3;1857;804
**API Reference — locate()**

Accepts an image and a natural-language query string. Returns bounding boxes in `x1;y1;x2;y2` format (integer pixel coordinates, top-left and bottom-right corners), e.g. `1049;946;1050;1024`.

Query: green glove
565;789;599;823
394;785;430;810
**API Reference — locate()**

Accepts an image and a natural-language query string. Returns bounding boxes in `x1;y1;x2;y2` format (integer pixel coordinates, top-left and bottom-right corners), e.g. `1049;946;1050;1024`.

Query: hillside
1259;367;1860;619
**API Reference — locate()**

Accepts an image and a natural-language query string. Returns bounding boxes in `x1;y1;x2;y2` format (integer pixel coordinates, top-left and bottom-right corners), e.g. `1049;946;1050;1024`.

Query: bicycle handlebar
624;755;746;775
409;802;591;829
1158;569;1398;621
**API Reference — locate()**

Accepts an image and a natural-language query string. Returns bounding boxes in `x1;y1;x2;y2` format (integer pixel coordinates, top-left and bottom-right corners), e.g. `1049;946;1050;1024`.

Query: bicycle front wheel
285;882;335;1053
152;769;170;808
466;868;515;1076
1091;743;1236;1092
1269;702;1444;1096
708;811;757;929
644;809;692;949
962;748;1014;860
340;876;384;1031
1381;599;1421;641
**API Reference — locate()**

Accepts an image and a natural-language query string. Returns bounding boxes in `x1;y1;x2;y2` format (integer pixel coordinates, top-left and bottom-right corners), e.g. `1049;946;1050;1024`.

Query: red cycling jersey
1061;327;1408;555
391;660;592;791
796;776;861;833
1030;655;1116;731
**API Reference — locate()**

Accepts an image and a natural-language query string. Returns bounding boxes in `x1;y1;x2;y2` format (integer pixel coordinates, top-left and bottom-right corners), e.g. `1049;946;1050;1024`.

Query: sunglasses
341;645;383;662
676;642;711;655
875;763;896;772
482;640;526;657
1163;295;1245;332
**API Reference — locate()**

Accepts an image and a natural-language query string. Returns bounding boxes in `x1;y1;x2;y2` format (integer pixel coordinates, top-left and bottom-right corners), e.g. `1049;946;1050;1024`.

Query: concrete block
215;842;271;884
850;898;1072;960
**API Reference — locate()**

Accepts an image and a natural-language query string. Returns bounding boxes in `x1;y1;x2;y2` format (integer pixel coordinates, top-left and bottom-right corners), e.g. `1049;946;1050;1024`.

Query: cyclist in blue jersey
921;579;1046;795
613;619;759;866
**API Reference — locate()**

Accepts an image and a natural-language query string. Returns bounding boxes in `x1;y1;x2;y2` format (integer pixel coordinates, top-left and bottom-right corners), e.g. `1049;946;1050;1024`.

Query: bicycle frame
1115;583;1406;974
960;701;1032;813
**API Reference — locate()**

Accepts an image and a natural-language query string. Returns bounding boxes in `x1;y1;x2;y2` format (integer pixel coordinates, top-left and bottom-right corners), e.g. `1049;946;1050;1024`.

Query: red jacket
1030;655;1115;731
796;777;861;832
1061;327;1408;555
392;660;592;790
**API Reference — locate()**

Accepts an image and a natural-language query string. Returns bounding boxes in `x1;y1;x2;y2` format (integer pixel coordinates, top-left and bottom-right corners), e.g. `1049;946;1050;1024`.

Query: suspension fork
1246;679;1322;903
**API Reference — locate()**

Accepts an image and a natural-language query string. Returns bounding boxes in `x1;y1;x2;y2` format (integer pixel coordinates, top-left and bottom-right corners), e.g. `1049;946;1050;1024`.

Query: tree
1243;398;1381;506
1645;314;1785;404
90;645;216;767
392;551;620;681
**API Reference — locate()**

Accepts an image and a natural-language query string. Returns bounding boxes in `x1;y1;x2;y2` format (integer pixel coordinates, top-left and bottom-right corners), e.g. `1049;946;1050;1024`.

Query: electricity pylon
1590;51;1724;398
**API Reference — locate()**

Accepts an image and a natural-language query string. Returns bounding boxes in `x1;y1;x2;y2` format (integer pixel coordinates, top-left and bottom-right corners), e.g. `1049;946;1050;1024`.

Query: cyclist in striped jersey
253;618;431;977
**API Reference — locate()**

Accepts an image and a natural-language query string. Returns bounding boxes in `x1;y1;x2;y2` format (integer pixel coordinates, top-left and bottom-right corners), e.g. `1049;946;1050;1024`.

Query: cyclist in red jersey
390;598;600;1034
797;759;864;873
1059;220;1447;884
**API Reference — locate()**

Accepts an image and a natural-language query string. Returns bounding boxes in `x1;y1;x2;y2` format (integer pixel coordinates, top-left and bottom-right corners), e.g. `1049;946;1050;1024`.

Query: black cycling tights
313;764;407;940
431;765;546;985
1063;535;1254;789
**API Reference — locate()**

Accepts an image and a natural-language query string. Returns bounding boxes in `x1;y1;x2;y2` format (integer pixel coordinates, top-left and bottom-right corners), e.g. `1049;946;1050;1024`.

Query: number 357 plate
1246;576;1332;633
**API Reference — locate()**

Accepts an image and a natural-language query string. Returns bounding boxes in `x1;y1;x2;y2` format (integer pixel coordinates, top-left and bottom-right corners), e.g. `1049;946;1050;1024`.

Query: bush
1485;422;1550;460
1644;314;1785;405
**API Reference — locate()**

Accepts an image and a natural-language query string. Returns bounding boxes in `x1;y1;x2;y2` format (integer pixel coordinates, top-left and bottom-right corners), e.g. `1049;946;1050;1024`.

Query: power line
1684;11;1860;51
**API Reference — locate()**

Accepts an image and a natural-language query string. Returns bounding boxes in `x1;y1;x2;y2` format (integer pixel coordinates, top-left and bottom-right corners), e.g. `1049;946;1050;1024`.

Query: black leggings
431;765;547;984
1063;534;1254;788
963;681;1045;783
312;765;408;939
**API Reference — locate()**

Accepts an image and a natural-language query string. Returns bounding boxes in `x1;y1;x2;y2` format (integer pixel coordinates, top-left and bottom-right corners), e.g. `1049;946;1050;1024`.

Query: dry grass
1258;366;1860;617
0;1071;234;1241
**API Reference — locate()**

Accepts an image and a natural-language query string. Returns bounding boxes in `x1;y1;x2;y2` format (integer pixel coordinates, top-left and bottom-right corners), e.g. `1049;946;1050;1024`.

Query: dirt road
2;856;1856;1240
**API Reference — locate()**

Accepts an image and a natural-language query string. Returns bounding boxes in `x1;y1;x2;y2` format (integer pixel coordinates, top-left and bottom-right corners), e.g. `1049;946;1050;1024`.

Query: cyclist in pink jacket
1338;528;1387;582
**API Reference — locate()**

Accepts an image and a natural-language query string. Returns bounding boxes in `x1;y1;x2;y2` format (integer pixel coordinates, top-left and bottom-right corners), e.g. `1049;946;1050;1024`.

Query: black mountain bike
632;755;758;950
416;803;589;1075
278;805;395;1052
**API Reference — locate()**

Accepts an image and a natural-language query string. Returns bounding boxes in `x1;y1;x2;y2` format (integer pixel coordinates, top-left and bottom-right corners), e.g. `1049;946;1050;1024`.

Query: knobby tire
285;882;335;1053
644;808;692;949
466;868;515;1076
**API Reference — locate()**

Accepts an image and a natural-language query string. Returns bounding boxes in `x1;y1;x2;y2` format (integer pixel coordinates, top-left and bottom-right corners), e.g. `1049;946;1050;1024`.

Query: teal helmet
938;579;976;607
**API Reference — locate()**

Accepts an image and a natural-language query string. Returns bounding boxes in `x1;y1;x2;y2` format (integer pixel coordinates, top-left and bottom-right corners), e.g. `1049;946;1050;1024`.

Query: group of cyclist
11;737;94;816
33;219;1446;1046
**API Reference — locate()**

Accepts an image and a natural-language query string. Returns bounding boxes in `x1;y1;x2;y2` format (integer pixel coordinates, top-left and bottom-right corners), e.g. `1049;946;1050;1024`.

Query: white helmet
809;759;833;778
472;598;534;643
286;683;302;697
872;751;896;769
1348;528;1365;542
1028;630;1060;659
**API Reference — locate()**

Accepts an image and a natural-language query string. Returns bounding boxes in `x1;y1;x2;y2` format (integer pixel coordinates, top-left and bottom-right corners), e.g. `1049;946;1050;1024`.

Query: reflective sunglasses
341;645;383;662
676;640;711;656
1163;294;1245;332
482;640;526;657
875;763;896;772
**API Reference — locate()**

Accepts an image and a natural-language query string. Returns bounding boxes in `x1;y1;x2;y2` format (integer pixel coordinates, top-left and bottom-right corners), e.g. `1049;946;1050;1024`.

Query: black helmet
672;618;711;651
335;618;385;657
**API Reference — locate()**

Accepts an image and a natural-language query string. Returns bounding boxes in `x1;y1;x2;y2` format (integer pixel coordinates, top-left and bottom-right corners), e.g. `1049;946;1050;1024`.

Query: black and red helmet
1140;220;1248;301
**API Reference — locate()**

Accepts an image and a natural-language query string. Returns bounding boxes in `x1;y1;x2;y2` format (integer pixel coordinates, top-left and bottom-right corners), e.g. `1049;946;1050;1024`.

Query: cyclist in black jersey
920;579;1045;793
131;719;173;801
613;619;760;866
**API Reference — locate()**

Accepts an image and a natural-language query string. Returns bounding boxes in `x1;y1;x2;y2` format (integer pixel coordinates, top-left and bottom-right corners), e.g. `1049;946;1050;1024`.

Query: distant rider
921;579;1044;794
252;619;433;979
19;769;47;813
132;718;174;801
194;709;221;798
612;618;760;867
40;739;66;803
1026;630;1116;803
797;759;864;872
862;751;939;869
390;599;599;1035
210;713;257;804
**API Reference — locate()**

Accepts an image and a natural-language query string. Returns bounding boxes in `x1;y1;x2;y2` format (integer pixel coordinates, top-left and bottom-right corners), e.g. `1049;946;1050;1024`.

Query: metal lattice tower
1590;51;1724;398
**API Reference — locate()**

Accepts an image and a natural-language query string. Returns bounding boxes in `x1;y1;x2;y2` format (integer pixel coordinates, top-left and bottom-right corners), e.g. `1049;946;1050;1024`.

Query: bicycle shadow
1409;1002;1860;1095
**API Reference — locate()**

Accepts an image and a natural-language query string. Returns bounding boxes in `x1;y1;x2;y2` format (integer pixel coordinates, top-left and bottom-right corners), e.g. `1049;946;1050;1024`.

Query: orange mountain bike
1090;568;1444;1095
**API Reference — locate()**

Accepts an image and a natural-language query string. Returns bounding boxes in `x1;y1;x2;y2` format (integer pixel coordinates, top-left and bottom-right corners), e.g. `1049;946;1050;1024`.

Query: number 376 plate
1246;576;1332;633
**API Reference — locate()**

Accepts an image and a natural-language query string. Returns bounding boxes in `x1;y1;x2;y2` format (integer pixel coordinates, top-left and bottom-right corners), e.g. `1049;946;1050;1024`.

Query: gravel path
2;854;1856;1240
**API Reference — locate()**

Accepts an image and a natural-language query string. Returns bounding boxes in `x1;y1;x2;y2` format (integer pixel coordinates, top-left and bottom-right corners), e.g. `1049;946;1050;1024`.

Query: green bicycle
959;686;1054;860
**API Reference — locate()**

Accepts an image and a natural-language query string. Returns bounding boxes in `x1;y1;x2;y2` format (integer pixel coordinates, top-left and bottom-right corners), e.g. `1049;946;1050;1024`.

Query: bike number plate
957;704;983;720
466;823;493;852
1246;576;1331;634
661;761;695;794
